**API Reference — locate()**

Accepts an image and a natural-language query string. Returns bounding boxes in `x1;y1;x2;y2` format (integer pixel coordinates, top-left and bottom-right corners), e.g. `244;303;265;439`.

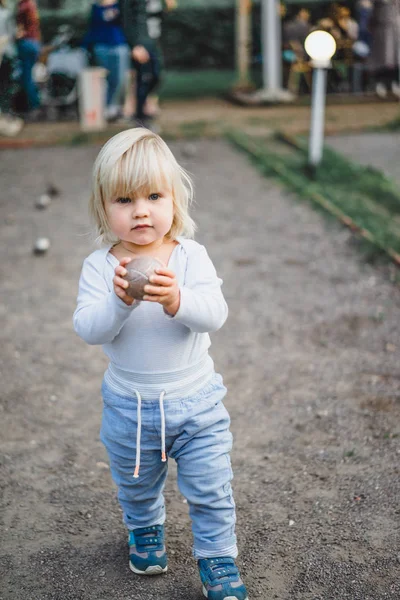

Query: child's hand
132;45;150;63
143;267;180;316
113;258;135;306
165;0;177;10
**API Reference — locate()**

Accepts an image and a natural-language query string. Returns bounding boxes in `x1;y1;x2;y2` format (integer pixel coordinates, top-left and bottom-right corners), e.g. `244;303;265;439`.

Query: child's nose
133;199;149;217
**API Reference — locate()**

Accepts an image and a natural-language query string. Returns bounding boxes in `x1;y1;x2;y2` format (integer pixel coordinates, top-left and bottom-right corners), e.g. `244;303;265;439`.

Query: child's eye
149;193;160;201
117;197;131;204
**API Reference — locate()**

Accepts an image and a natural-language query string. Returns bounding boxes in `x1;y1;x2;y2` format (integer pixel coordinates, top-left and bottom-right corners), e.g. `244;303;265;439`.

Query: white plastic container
78;67;107;131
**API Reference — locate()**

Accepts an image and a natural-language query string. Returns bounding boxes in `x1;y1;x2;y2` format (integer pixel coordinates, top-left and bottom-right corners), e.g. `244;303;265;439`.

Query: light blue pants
100;373;238;559
93;44;130;109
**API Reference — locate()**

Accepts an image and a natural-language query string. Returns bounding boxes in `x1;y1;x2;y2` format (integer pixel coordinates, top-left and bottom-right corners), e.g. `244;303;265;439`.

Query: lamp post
305;31;337;168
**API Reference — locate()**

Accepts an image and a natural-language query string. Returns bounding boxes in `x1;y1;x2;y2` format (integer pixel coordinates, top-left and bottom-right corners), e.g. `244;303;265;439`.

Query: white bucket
78;67;107;131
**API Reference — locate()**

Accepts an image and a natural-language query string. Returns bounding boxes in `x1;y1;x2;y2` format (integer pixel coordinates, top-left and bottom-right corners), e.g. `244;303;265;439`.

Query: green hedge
38;1;358;67
40;6;266;69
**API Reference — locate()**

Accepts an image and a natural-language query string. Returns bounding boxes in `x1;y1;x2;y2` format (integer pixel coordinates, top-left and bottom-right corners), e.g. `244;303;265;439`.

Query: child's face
105;187;174;247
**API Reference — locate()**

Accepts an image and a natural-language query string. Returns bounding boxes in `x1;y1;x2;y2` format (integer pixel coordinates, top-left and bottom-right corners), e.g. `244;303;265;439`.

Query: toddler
73;128;248;600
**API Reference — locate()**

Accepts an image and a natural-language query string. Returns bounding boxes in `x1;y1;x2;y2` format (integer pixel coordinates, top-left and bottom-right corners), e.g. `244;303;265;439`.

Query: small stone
35;194;51;209
47;184;60;198
96;461;109;470
316;410;329;418
99;570;105;577
288;520;295;526
33;237;50;255
386;343;397;353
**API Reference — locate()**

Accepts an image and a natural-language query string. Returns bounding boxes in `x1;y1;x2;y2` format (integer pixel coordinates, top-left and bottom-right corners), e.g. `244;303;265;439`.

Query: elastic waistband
104;354;215;401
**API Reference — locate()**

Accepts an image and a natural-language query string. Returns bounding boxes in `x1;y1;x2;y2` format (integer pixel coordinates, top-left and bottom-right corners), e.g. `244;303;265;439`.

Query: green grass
227;130;400;264
159;69;262;100
384;114;400;131
179;120;210;137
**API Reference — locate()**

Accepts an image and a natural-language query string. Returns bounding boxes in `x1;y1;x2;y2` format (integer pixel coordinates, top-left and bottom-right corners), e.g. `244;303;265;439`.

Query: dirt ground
1;98;399;149
0;139;399;600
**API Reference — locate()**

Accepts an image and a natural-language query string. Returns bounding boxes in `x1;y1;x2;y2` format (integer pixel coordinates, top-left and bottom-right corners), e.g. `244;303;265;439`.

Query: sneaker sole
202;585;248;600
129;561;167;575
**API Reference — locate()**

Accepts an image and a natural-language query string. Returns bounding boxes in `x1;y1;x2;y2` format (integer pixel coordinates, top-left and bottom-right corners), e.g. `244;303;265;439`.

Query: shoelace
205;558;239;583
133;389;167;478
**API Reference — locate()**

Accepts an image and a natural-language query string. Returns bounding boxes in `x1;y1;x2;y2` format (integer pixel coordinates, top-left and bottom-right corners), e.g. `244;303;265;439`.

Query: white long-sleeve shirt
73;237;228;398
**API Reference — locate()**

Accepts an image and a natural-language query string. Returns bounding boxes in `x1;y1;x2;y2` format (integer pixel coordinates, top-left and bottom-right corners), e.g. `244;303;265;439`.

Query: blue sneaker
128;525;168;575
198;557;248;600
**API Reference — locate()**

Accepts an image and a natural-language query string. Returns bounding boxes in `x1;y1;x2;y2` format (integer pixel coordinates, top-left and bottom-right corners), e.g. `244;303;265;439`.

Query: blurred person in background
315;7;358;93
0;0;23;135
283;7;311;52
120;0;175;128
143;0;177;119
335;5;359;41
368;0;400;98
83;0;130;122
356;0;373;47
282;7;312;94
15;0;42;121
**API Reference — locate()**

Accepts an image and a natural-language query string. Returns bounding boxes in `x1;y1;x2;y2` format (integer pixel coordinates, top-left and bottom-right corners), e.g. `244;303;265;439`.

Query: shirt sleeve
121;0;151;49
73;255;139;345
20;1;40;38
169;245;229;333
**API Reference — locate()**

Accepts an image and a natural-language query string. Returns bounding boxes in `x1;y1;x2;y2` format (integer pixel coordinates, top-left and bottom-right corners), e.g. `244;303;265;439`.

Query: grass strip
159;69;261;100
384;114;400;131
227;129;400;266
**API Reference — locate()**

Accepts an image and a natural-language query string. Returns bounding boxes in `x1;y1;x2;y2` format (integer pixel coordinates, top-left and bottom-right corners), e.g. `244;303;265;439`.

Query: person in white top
0;0;24;135
73;128;248;600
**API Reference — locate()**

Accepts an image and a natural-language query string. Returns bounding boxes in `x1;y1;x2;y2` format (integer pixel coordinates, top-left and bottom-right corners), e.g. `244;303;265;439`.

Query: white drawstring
133;389;167;478
133;389;142;478
159;391;167;463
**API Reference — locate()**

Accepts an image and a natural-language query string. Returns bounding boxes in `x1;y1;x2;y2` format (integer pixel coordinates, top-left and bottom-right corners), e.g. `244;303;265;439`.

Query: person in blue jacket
83;0;130;121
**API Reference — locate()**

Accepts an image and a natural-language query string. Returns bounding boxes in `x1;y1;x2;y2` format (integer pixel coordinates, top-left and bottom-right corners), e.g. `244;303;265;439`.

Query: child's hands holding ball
143;267;181;317
113;258;180;316
113;258;135;306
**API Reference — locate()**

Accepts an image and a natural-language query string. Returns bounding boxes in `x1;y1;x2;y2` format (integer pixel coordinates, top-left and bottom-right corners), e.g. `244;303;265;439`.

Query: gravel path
1;139;399;600
327;132;400;186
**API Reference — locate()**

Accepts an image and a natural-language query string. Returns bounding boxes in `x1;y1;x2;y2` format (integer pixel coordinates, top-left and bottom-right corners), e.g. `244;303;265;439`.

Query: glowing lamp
305;31;337;68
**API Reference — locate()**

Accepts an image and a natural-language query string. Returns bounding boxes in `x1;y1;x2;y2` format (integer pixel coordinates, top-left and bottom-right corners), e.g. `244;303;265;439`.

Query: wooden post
234;0;254;91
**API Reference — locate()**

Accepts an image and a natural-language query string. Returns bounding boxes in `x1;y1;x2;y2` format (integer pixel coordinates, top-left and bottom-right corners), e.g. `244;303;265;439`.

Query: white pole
233;0;293;103
309;68;327;167
249;0;293;102
261;0;282;92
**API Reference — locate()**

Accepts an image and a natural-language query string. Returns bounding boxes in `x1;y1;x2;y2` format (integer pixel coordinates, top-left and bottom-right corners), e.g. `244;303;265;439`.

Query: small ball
33;237;50;255
123;256;164;300
35;194;51;209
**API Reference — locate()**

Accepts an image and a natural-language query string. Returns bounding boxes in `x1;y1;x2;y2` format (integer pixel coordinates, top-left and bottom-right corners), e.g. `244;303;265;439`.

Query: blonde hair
89;128;196;245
